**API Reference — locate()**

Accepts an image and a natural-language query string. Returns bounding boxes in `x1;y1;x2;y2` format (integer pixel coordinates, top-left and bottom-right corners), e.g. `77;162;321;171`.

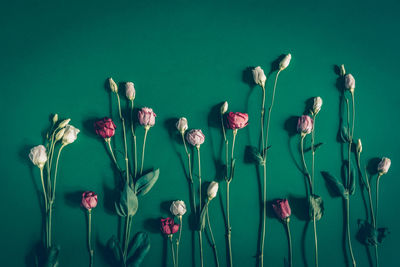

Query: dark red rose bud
94;117;116;139
272;199;291;221
226;112;249;130
81;191;98;210
160;217;180;235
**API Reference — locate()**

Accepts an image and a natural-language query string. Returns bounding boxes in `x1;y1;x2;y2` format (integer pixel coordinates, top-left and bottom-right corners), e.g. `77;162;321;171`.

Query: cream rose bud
176;117;188;134
252;66;267;88
58;118;71;128
109;77;118;93
312;97;323;115
125;82;135;101
207;182;219;200
221;101;228;114
377;157;391;175
344;74;355;92
279;53;292;70
55;128;66;141
170;200;187;217
29;145;48;169
62;125;80;145
53;114;58;124
357;139;362;154
340;64;346;76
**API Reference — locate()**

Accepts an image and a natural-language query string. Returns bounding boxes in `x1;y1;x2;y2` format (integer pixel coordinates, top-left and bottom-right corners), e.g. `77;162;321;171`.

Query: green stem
123;215;132;261
300;136;313;194
313;215;318;267
130;100;138;178
106;139;122;172
52;144;65;202
88;210;94;267
197;146;203;267
286;220;293;267
220;113;229;181
207;205;220;267
260;85;266;157
181;133;197;214
116;94;130;184
140;127;149;176
226;181;232;267
176;216;182;267
40;168;49;248
48;201;53;247
346;197;356;267
375;173;382;267
311;115;318;267
220;113;227;142
169;235;176;267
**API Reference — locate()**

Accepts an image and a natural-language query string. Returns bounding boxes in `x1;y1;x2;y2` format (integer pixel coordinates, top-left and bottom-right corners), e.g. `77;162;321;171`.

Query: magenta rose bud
186;129;205;147
94;117;116;139
297;115;314;136
377;157;391;175
138;107;156;128
272;199;291;221
160;217;180;235
81;191;98;210
226;112;249;130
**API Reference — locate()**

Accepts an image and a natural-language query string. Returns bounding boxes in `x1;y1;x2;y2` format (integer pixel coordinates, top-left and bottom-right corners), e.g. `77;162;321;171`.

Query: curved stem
130;100;137;178
88;210;94;267
181;134;197;215
176;216;182;267
169;235;176;267
286;220;293;267
300;136;313;194
346;197;356;267
106;140;122;172
116;94;130;184
140;128;149;176
207;205;220;267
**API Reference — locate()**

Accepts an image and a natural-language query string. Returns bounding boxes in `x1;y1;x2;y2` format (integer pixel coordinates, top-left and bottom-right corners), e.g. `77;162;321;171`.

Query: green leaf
340;126;350;143
199;202;209;231
44;246;60;267
357;220;390;246
321;171;347;198
107;236;123;264
115;202;126;217
127;232;151;267
309;194;324;221
228;159;236;182
304;142;324;153
135;169;160;196
349;167;356;195
118;183;139;217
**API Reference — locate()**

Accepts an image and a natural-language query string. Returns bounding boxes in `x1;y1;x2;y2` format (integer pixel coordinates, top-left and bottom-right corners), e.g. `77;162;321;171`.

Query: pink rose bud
377;157;391;175
94;117;117;139
176;117;188;134
226;112;249;130
125;82;136;101
81;191;98;210
297;115;314;136
160;217;179;235
186;129;205;147
344;74;355;92
138;107;156;128
272;199;291;221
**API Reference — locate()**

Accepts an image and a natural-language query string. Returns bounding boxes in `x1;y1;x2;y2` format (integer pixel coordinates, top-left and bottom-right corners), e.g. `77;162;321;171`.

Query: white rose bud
221;101;228;114
340;64;346;76
62;125;80;145
53;114;58;124
29;145;48;169
357;139;362;154
58;118;71;129
109;77;118;93
170;200;187;217
279;53;292;70
312;97;323;115
377;157;391;175
344;74;355;93
125;82;135;101
207;181;219;200
55;128;66;141
176;117;188;134
252;66;267;88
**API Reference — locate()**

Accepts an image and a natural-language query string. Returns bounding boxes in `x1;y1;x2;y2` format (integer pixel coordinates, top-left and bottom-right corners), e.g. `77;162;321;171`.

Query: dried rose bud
312;97;323;115
94;117;117;139
170;200;187;217
377;157;391;175
109;77;118;93
160;217;179;235
340;64;346;76
297;115;314;136
81;191;98;210
279;54;292;70
176;117;188;134
138;107;156;128
252;66;267;88
272;199;291;221
186;129;205;147
221;101;228;114
226;112;249;130
125;82;135;101
207;181;219;200
357;139;362;154
344;74;355;93
29;145;48;169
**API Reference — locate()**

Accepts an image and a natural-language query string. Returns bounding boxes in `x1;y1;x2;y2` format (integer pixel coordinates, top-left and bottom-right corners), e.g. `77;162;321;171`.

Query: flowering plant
81;191;98;267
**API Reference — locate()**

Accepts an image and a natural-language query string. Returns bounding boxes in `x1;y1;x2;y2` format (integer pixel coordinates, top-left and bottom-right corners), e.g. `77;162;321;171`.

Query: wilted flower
62;125;80;145
312;97;323;115
344;74;355;92
125;82;135;101
377;157;391;175
272;199;291;221
221;101;228;114
81;191;98;210
297;115;314;136
160;217;179;235
226;112;249;130
138;107;156;128
207;182;219;200
357;139;362;154
186;129;205;147
176;117;188;134
279;54;292;70
252;66;267;88
170;200;187;217
109;78;118;93
29;145;48;169
94;117;117;139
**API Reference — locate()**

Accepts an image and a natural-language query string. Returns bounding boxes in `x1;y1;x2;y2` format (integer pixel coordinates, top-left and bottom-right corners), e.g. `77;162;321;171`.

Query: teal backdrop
1;0;399;266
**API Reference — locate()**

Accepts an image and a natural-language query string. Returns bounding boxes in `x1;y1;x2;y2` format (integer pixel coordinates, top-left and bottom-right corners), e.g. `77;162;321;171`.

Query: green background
1;0;399;266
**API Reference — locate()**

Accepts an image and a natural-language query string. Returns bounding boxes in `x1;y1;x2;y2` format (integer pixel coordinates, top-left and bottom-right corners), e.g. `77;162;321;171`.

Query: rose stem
88;209;94;267
106;139;122;172
300;135;313;193
176;216;183;267
286;220;293;267
207;205;220;267
346;197;356;267
311;114;319;267
40;168;49;248
130;100;137;179
196;146;204;267
116;93;129;185
220;113;229;181
181;133;197;214
260;69;281;267
123;215;133;261
375;174;382;267
169;235;176;267
260;84;266;157
139;127;149;176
